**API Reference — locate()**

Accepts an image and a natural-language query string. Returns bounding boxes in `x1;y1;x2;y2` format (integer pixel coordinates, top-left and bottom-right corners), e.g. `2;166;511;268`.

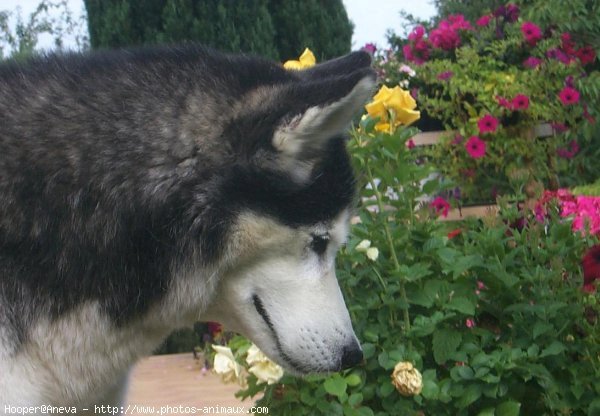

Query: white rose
212;345;247;387
246;344;284;385
355;239;371;252
366;247;379;261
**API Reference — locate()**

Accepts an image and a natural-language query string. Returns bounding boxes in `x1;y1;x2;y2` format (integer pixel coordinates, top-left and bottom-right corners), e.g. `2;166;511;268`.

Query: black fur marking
252;294;308;373
310;234;330;256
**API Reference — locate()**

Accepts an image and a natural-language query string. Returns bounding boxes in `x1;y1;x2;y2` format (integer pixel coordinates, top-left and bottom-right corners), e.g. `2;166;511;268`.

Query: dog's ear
295;51;373;80
272;68;376;183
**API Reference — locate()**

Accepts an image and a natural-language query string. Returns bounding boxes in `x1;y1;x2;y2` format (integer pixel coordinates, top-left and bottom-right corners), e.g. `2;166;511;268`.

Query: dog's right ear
295;51;373;80
271;68;376;183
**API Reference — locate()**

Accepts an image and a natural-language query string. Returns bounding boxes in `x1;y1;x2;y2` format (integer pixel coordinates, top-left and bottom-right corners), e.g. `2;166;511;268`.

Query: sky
1;0;437;52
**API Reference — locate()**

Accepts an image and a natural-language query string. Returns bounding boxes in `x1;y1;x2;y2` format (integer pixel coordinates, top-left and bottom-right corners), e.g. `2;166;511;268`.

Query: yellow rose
391;361;423;396
246;344;284;385
212;345;247;387
283;48;316;70
365;85;420;132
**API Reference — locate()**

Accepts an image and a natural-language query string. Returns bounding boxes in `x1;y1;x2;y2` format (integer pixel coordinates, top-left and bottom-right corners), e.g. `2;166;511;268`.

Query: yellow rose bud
391;361;423;396
283;48;316;70
365;85;420;133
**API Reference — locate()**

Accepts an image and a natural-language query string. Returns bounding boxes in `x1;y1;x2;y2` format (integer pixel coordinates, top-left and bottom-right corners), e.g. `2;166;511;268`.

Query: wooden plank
126;353;255;411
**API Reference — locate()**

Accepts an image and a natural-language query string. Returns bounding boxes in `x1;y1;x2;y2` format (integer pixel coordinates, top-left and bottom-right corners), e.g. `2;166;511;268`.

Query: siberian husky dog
0;45;375;411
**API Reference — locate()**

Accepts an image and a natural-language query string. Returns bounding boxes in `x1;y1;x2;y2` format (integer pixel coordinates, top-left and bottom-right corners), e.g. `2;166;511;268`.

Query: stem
365;161;411;332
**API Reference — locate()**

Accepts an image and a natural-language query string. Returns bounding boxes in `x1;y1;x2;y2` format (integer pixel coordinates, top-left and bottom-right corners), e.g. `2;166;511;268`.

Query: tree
268;0;353;61
83;0;353;60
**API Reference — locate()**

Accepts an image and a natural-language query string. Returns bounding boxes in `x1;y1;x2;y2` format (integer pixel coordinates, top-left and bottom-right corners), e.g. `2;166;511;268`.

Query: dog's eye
310;234;329;255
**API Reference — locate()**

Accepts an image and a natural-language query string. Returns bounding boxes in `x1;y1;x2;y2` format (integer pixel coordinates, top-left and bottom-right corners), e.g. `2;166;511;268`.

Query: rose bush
382;2;600;203
218;84;599;414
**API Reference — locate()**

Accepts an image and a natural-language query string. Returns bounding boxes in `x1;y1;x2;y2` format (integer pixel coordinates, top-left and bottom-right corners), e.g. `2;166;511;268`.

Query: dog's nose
340;341;363;370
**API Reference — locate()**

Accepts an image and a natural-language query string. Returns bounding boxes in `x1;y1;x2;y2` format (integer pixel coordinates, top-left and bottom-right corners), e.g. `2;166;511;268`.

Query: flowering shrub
222;91;600;414
388;2;599;202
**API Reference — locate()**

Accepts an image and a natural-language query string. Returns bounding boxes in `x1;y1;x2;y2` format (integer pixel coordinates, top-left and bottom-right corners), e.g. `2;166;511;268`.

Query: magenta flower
465;318;476;328
559;87;580;106
447;14;473;31
511;94;530;110
477;114;499;134
476;15;492;27
521;22;542;46
406;139;416;149
523;56;543;69
465;136;486;158
362;43;377;54
430;196;450;218
557;140;580;159
408;25;426;41
437;71;454;81
430;22;461;50
576;46;596;65
496;95;511;109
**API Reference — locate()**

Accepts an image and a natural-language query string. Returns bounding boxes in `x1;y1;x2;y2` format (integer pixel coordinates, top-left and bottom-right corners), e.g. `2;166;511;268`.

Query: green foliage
268;0;353;61
83;0;352;60
226;117;600;414
0;0;88;60
433;0;506;23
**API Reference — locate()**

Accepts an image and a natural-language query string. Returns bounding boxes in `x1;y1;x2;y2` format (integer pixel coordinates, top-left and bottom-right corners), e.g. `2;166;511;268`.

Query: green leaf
421;379;440;400
496;401;521;416
324;375;348;398
347;392;363;407
446;296;476;315
477;408;496;416
345;373;362;387
540;341;566;358
433;328;462;365
457;384;483;409
532;322;553;339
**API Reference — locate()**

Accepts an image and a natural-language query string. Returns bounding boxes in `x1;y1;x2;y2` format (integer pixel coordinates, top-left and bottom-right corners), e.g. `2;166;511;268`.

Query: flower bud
391;361;423;396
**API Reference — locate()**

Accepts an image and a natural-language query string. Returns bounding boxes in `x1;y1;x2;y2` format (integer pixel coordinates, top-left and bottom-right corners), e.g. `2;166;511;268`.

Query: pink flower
521;22;542;46
576;46;596;65
430;22;461;50
362;43;377;54
561;33;577;55
580;242;600;292
477;114;499;134
451;134;464;145
430;196;450;218
523;56;543;69
550;122;569;133
496;95;511;109
465;136;486;158
477;281;486;290
511;94;530;110
557;140;580;159
403;39;431;65
437;71;454;81
559;87;580;106
408;25;426;41
406;139;416;149
466;318;476;328
447;14;472;31
476;15;492;27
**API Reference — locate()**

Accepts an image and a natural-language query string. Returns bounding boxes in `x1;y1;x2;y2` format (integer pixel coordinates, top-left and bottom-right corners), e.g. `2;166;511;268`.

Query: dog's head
201;51;375;374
